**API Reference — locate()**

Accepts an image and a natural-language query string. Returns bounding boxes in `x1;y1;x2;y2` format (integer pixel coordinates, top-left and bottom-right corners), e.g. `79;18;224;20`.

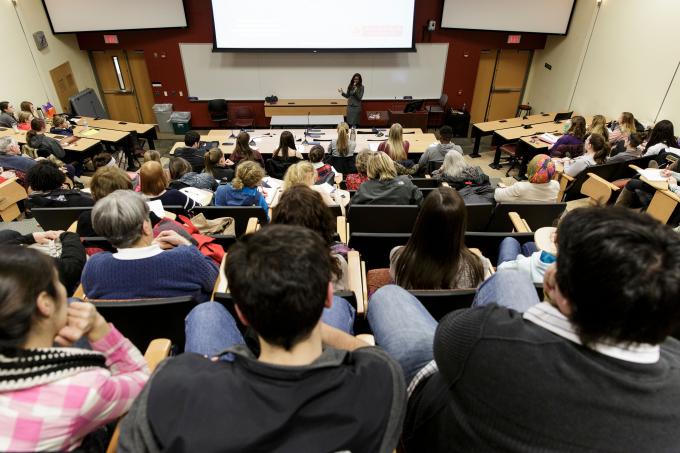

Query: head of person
394;187;482;289
92;152;114;170
0;101;13;114
30;118;47;133
354;149;371;177
645;120;676;150
567;115;586;140
20;101;34;114
526;154;556;184
618;112;636;133
17;111;32;124
590;114;607;131
203;147;225;175
387;123;407;161
92;190;152;249
143;150;161;163
440;149;467;178
336;122;350;156
168;157;193;180
272;185;336;246
90;166;133;201
546;206;680;346
438;125;454;143
274;131;296;159
232;160;264;190
625;133;643;150
51;115;68;129
227;224;335;351
184;130;200;148
0;246;68;350
308;145;325;164
0;136;20;156
139;161;168;196
349;73;362;88
584;133;609;164
367;151;397;181
27;160;65;192
283;161;315;189
235;131;254;160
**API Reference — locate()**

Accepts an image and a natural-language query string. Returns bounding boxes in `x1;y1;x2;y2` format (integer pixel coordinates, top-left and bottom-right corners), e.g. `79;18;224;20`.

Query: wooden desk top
496;121;569;141
73;126;130;143
207;127;425;137
77;117;156;134
474;112;557;133
264;99;347;107
11;130;99;153
520;135;551;150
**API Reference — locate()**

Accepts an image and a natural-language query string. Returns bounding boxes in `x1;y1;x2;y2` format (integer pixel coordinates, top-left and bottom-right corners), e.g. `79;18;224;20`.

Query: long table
470;112;557;157
264;99;347;117
1;129;102;154
74;117;158;149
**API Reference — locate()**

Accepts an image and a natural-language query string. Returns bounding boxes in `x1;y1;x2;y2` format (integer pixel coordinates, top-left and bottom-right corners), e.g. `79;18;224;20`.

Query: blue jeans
473;269;540;312
185;296;356;358
497;237;538;265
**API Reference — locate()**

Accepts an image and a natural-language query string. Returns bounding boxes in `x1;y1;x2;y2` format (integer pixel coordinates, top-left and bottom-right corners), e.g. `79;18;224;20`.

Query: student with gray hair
0;136;36;173
80;190;218;301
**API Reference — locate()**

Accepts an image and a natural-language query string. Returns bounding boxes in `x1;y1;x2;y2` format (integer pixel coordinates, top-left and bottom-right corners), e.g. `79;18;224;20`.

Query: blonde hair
386;123;406;161
283;161;315;190
18;111;32;123
620;112;636;134
355;149;372;175
143;150;161;163
232;160;264;190
336;122;350;156
51;115;67;128
367;152;397;181
139;161;167;196
588;115;609;140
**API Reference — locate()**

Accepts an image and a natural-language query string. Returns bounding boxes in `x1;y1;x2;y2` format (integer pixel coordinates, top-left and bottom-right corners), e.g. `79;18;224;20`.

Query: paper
79;128;99;137
539;133;558;144
180;187;214;206
637;168;667;182
369;143;380;151
147;199;166;219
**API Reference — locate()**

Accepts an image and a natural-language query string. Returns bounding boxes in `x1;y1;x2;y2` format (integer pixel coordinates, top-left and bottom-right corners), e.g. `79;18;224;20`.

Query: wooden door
470;50;497;124
49;62;79;113
91;50;141;122
486;50;532;121
127;51;156;124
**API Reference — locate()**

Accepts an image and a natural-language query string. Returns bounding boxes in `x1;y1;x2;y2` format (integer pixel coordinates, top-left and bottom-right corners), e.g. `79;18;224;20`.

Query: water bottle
83;118;89;130
11;123;18;133
36;108;45;120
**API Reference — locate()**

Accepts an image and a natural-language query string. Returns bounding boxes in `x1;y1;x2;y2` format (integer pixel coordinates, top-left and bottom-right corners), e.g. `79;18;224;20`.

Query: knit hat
527;154;555;184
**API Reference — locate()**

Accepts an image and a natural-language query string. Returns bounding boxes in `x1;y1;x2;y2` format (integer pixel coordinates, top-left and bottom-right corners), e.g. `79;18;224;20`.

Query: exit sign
103;35;119;44
508;34;522;44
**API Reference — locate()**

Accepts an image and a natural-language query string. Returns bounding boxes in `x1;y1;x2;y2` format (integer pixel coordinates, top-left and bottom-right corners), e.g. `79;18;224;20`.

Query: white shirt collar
523;302;660;364
312;161;325;169
113;244;164;260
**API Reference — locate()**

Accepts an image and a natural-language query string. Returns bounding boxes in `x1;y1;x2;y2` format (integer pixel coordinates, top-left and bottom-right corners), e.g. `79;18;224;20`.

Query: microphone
302;112;311;145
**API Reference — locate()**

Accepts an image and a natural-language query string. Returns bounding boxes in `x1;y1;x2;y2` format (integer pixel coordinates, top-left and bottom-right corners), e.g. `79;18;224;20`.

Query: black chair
208;99;229;128
327;155;357;176
410;289;476;321
80;236;115;251
329;204;343;217
347;205;419;233
92;296;197;353
265;157;300;180
427;160;443;175
420;187;437;199
464;231;535;266
487;203;567;232
466;203;495;232
31;207;92;231
348;232;411;270
411;178;439;188
193;206;268;236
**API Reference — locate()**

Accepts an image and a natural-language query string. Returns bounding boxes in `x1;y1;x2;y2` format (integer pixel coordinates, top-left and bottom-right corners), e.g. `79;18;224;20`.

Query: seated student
434;149;489;190
139;161;196;212
345;149;371;190
496;226;556;283
368;206;680;452
19;100;36;117
328;122;356;157
588;114;609;141
0;247;149;452
272;185;350;291
642;119;678;160
562;133;609;177
230;131;265;168
309;144;336;184
391;187;491;289
273;130;304;160
418;125;462;170
92;152;116;171
168;156;217;191
214;160;269;217
0;136;36;173
26;118;66;160
77;166;133;238
608;111;636;145
274;161;342;207
16;111;32;131
49;115;74;136
378;123;410;161
119;225;405;453
494;154;559;203
351;152;423;206
203;147;234;182
143;149;161;164
26;160;94;209
0;101;17;128
616;159;680;210
0;229;86;296
608;132;643;163
173;130;207;172
549;115;586;154
82;190;218;301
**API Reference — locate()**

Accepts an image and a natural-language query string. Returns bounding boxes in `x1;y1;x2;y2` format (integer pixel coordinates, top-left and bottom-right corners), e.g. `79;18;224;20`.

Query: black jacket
351;176;423;206
174;147;206;172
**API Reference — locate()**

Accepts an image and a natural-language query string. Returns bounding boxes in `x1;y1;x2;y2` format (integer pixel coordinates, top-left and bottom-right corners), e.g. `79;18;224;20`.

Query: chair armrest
356;334;375;345
508;212;531;232
0;177;27;210
647;188;680;224
347;251;365;315
67;221;78;233
441;181;450;187
361;260;368;313
556;171;574;202
581;172;620;205
245;217;259;234
144;338;172;372
73;284;86;300
212;254;228;299
337;216;348;244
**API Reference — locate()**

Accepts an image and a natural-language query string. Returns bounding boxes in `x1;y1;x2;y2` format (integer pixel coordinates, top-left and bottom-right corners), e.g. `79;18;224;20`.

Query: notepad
538;133;558;144
79;128;99;137
180;187;214;206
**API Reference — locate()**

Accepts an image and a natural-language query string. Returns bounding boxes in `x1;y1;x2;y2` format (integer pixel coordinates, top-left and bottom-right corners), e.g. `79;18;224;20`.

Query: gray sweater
0;112;17;128
418;142;463;167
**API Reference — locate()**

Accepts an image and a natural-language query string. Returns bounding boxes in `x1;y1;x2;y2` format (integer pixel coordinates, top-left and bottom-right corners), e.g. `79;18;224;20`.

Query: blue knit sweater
81;245;218;302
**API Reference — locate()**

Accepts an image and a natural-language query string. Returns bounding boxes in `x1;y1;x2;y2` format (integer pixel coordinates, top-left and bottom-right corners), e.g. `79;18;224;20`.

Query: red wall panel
77;0;546;127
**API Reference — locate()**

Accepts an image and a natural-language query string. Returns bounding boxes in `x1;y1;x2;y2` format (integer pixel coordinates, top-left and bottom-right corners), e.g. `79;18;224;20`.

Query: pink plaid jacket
0;326;149;452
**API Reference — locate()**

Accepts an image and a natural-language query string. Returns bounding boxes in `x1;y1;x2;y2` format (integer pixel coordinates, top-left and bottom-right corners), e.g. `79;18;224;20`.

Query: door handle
492;88;522;93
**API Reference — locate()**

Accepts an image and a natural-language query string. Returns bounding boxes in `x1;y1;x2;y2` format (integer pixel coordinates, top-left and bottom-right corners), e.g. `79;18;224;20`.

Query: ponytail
231;175;244;190
26;118;45;144
588;133;610;164
204;147;222;176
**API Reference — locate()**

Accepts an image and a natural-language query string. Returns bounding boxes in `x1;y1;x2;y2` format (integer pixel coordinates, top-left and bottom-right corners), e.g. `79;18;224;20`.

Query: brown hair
567;115;586;140
168;157;193;180
234;131;255;162
367;152;397;181
620;112;636;134
26;118;46;143
19;101;33;113
17;111;32;123
143;150;161;163
232;160;264;190
273;131;297;160
308;145;325;163
90;166;133;201
587;133;610;164
139;161;168;196
92;152;113;170
203;147;223;176
355;149;371;176
51;115;68;129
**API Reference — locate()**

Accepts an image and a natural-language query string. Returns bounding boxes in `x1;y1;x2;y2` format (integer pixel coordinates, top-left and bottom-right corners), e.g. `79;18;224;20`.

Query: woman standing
338;73;364;127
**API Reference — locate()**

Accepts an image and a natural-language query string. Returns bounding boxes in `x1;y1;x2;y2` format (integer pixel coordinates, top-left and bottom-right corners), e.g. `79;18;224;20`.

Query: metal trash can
152;104;174;134
169;111;192;135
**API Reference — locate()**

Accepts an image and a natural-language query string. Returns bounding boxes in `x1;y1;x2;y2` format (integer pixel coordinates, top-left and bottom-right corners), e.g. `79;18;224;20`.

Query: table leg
470;127;482;158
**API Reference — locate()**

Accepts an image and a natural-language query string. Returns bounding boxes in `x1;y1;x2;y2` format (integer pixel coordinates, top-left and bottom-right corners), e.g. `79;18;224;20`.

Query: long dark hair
347;73;363;94
394;187;483;289
234;131;254;161
645;120;676;151
567;116;586;140
26;118;46;144
273;131;297;160
587;133;610;164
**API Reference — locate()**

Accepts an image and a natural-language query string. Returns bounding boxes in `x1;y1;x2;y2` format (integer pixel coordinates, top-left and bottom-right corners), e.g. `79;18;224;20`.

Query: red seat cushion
500;144;517;156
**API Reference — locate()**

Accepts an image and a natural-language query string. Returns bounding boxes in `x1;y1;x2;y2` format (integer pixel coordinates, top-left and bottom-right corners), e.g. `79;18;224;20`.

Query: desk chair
233;106;255;128
427;94;448;115
208;99;229;128
516;104;532;118
347;205;420;234
31;207;92;231
0;177;27;221
487;203;567;232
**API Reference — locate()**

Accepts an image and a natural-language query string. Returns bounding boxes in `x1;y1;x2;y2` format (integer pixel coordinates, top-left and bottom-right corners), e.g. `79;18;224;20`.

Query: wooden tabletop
76;117;156;134
264;99;348;107
73;126;130;143
10;130;100;153
474;112;557;133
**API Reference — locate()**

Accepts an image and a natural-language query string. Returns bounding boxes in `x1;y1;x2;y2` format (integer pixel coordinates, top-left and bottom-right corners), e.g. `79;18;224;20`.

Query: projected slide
211;0;415;50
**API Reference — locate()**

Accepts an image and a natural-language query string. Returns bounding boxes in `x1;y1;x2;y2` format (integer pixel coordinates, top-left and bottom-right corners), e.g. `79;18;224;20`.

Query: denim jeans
497;237;538;266
473;269;541;312
184;296;356;358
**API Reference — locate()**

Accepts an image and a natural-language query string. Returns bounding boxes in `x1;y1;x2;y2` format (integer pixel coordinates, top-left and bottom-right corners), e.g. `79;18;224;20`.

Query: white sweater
494;181;560;203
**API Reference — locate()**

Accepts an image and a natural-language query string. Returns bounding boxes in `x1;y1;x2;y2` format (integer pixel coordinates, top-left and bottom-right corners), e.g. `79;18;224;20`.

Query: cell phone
118;122;128;125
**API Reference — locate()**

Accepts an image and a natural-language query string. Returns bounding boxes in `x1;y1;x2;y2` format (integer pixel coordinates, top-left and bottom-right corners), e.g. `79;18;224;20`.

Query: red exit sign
507;34;522;44
103;35;119;44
